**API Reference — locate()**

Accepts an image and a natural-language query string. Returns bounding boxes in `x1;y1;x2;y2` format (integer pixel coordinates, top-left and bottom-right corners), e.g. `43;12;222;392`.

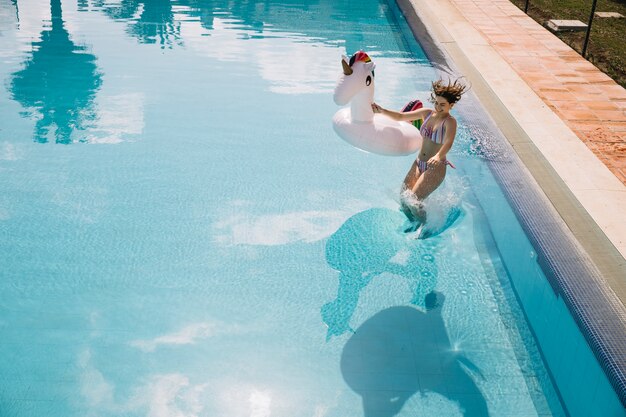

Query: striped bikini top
419;112;449;144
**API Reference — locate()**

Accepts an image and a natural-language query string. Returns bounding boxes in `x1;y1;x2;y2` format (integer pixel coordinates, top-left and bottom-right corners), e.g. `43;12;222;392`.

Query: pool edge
394;0;626;409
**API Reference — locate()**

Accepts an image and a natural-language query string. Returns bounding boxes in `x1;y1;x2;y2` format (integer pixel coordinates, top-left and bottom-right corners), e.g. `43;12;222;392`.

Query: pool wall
472;163;624;417
393;0;626;415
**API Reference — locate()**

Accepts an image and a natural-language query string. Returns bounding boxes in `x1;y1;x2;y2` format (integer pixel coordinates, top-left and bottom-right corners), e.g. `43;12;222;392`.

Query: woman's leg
410;163;447;222
400;161;422;221
412;163;446;200
402;160;420;190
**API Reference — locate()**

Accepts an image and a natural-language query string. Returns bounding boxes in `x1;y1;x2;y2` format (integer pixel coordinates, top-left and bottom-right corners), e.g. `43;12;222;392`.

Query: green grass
510;0;626;88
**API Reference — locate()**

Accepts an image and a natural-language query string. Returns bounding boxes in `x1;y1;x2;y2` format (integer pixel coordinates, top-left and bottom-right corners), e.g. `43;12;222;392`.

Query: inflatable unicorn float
332;51;423;156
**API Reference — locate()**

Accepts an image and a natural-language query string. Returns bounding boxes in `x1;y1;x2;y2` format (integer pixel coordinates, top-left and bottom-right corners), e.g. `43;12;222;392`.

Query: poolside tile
549;100;587;111
554;79;588;88
592;143;626;158
596;85;626;100
608;122;626;132
550;68;581;77
592;109;626;121
573;93;608;102
582;101;621;111
580;128;623;143
536;89;577;101
512;62;546;73
524;76;562;87
555;108;599;121
567;121;603;132
566;83;603;94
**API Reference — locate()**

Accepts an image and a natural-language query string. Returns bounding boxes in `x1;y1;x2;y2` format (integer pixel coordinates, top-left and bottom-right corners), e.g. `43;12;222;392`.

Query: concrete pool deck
397;0;626;302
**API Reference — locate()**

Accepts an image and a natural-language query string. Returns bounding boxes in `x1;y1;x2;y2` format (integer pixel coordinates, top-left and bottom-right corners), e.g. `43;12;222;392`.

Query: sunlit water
0;0;567;416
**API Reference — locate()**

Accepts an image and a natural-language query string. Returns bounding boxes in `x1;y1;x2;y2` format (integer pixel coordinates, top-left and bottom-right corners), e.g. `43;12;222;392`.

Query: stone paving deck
453;0;626;184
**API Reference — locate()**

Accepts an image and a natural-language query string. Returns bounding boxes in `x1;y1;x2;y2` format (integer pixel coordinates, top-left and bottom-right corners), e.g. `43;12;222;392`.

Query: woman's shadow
341;294;489;416
321;208;438;339
321;208;487;415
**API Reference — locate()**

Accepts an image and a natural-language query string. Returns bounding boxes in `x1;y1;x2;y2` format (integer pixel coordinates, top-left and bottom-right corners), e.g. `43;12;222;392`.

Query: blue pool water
0;0;613;416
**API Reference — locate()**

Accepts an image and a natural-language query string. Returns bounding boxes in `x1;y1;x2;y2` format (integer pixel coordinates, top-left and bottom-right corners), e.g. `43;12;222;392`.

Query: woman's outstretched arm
372;102;432;122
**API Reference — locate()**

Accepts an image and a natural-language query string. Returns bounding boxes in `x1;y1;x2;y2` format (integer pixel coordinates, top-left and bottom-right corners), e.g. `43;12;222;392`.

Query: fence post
582;0;598;58
524;0;530;13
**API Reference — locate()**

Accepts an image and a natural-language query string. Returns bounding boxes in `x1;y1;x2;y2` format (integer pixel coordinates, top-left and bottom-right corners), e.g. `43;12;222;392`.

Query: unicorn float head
332;51;422;156
334;51;376;123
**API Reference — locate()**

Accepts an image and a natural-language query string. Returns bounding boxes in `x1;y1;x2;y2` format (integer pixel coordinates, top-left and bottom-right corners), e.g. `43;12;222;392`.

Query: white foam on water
398;176;467;237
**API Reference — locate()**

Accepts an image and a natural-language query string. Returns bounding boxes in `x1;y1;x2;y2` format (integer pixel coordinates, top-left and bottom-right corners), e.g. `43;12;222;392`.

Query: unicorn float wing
332;51;423;156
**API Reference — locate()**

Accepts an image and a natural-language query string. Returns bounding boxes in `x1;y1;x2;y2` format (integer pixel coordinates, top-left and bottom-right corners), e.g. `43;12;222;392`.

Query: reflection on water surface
9;0;101;144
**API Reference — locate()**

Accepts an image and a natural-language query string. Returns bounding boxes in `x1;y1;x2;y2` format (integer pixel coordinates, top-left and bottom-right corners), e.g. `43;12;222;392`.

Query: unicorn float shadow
332;51;422;156
341;293;489;417
321;208;438;339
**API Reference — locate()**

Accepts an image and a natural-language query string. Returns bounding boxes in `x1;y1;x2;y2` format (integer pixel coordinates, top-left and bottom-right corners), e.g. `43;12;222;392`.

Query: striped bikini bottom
417;159;456;174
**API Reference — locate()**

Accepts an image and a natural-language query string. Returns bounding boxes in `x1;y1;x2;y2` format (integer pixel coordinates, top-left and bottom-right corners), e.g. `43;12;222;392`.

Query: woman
372;78;468;223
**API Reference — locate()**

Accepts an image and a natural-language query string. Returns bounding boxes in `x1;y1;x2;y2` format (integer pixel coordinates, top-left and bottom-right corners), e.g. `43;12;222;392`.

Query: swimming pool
0;0;620;416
